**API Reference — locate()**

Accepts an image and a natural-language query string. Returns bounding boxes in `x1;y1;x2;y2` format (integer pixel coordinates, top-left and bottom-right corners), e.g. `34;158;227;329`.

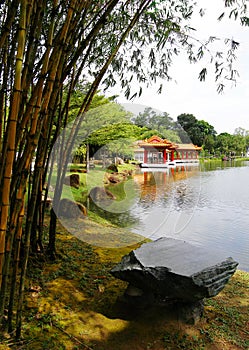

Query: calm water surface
129;161;249;272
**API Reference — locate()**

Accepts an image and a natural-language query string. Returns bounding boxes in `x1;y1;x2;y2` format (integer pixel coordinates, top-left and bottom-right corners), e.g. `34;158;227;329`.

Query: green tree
86;122;144;158
196;120;217;146
232;134;246;155
215;133;232;155
69;93;134;162
245;134;249;152
176;113;198;143
214;132;246;156
177;114;216;146
233;128;249;154
203;134;216;155
133;107;180;142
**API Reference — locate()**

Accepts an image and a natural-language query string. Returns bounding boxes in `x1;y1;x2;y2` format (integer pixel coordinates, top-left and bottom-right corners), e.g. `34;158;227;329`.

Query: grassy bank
200;157;249;162
1;217;248;350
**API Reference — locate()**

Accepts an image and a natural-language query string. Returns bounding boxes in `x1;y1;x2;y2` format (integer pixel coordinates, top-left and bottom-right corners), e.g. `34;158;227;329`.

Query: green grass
0;217;249;350
1;221;248;350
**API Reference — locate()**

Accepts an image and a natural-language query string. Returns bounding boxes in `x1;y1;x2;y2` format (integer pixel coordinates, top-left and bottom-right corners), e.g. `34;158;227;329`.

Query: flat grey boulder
110;237;238;303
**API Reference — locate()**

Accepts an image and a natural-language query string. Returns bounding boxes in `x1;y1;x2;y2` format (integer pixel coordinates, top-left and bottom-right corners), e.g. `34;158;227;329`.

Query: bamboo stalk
7;200;24;333
0;0;154;336
15;0;80;333
47;0;152;255
0;0;19;50
0;0;27;306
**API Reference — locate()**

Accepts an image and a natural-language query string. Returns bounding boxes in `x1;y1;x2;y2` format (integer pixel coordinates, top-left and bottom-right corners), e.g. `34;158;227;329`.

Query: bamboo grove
0;0;246;339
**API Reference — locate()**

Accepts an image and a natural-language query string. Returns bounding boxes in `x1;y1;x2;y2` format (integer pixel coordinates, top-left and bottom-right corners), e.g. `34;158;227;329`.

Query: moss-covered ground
1;218;248;350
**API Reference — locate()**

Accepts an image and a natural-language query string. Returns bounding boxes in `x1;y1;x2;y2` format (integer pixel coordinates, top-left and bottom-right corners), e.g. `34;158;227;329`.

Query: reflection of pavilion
136;136;202;168
133;165;200;202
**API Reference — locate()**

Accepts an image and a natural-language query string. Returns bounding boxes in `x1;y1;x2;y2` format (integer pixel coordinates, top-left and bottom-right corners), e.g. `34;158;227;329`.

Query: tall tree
133;107;181;142
176;113;198;143
177;114;217;146
214;132;246;156
86;122;144;157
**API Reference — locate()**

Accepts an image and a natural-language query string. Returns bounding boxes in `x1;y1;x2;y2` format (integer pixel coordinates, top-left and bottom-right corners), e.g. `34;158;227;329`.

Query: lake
89;160;249;271
127;160;249;272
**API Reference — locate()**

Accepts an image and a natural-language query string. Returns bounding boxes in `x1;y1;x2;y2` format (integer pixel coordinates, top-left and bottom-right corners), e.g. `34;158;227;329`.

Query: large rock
110;237;238;304
64;173;80;189
58;198;87;218
88;186;116;202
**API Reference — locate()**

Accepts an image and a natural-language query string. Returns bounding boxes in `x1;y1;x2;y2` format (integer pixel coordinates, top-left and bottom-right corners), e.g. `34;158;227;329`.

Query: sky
104;1;249;135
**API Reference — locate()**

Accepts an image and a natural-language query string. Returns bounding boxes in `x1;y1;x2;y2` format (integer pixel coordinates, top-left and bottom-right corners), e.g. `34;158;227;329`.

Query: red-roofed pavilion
137;136;202;168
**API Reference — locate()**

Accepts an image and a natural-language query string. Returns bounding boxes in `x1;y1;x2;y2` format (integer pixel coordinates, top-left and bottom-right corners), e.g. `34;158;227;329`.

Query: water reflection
131;161;249;272
131;165;203;241
88;161;249;271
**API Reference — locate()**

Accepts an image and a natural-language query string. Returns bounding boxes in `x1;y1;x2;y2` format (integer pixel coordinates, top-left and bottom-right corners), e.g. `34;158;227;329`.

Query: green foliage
67;87;136;159
2;0;249;341
203;134;216;154
177;113;197;130
177;113;249;155
177;113;217;146
78;103;132;143
132;107;181;142
233;127;249;137
215;132;246;156
67;87;132;136
11;217;249;350
86;122;144;158
86;122;142;146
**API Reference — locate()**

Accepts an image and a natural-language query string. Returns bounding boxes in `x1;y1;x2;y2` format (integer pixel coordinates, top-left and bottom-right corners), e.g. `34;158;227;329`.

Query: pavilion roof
137;136;202;151
138;135;176;148
176;143;202;151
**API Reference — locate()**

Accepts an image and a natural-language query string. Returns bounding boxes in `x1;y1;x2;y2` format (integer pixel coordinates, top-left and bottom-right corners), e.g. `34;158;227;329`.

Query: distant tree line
176;114;249;157
131;109;249;157
74;104;249;160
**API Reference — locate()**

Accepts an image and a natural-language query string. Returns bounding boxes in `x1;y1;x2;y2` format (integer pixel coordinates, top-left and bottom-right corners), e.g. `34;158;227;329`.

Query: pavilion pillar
171;150;174;161
163;149;167;163
144;149;148;163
